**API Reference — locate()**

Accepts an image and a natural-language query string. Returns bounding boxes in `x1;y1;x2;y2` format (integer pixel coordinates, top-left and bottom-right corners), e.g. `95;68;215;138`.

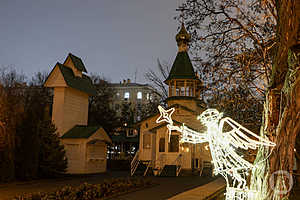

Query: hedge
13;177;153;200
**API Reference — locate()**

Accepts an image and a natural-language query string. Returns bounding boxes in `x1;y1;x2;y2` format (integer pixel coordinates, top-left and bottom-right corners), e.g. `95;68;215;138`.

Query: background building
104;80;161;160
109;79;161;122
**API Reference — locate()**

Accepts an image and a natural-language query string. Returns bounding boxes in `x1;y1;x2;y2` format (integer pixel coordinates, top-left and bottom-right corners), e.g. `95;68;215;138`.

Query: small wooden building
44;53;111;174
131;24;211;176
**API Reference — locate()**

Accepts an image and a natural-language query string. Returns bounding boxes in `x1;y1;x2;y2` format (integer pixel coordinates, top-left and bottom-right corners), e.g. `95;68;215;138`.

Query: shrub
13;177;153;200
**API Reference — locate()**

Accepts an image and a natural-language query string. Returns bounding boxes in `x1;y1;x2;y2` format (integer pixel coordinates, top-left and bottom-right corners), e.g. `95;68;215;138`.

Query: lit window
124;92;130;99
137;92;142;99
116;92;120;98
146;93;149;100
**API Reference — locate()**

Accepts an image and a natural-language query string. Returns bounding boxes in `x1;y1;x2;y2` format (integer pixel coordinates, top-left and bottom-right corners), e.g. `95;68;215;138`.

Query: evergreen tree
37;119;67;178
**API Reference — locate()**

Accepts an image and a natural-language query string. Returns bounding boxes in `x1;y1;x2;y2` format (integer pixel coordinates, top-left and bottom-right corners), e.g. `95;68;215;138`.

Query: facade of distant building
44;53;111;174
109;79;161;121
105;80;160;159
131;24;211;177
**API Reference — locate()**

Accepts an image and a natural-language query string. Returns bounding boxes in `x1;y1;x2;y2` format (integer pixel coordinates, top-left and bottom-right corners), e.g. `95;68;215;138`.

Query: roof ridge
56;63;97;95
64;53;87;73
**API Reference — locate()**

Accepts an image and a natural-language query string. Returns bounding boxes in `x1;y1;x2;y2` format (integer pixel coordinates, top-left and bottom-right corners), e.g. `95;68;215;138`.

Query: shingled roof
67;53;87;72
56;63;96;95
164;51;198;83
61;125;101;139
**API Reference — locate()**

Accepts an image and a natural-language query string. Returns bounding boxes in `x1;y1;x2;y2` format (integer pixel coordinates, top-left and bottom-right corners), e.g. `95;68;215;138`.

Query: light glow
204;145;209;150
156;106;276;200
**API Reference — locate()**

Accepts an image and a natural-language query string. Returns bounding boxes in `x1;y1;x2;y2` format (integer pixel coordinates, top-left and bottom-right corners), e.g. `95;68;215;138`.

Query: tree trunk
250;1;300;199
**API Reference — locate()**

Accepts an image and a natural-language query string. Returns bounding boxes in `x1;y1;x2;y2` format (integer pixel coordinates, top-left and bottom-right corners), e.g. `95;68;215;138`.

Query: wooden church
44;53;111;174
131;24;212;176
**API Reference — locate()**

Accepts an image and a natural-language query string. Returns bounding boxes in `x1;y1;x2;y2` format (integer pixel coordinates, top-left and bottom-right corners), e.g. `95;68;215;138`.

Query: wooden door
142;132;152;160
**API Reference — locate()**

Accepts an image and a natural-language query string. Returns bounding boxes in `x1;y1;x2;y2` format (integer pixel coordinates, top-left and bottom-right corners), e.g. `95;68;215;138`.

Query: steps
160;165;177;177
132;160;149;176
179;169;201;176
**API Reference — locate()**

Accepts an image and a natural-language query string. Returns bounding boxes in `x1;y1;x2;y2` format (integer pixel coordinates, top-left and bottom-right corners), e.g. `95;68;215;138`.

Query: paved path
168;178;226;200
114;176;217;200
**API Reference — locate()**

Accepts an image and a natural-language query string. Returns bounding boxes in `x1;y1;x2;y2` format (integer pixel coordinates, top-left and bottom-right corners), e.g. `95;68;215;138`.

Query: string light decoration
156;106;276;200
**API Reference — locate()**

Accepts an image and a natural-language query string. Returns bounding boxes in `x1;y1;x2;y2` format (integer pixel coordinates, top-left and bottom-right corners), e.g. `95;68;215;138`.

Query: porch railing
130;150;140;176
174;154;183;176
153;154;166;176
143;160;152;176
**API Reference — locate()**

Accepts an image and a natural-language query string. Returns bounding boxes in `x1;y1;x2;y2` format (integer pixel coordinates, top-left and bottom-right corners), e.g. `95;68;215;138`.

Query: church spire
175;23;191;52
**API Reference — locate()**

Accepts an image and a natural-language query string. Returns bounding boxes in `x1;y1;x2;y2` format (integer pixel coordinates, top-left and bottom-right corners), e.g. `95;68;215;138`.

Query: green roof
68;53;87;72
165;51;197;82
61;125;101;139
57;63;97;95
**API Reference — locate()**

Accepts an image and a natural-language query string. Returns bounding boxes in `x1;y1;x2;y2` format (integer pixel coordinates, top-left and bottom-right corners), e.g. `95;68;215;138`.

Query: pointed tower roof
165;23;197;83
165;52;197;82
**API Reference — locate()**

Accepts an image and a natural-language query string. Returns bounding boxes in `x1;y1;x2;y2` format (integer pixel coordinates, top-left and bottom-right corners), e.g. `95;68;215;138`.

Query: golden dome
175;23;191;45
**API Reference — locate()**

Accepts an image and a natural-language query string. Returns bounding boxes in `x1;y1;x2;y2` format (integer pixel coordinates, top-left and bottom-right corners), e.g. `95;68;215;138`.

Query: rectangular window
176;88;180;96
168;135;179;152
180;87;185;96
143;134;151;149
137;91;142;99
124;92;130;99
159;138;165;152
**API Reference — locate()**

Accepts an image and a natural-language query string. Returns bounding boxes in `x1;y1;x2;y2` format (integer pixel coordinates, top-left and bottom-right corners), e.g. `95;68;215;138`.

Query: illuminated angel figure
156;106;276;200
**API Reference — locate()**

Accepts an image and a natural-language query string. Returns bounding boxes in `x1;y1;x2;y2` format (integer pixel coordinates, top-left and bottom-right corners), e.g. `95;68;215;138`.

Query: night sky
0;0;184;83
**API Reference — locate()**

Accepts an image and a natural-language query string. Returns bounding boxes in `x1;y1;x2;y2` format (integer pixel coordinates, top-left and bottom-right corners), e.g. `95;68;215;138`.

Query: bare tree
0;67;25;181
181;0;300;198
145;59;171;100
88;73;120;134
29;71;49;86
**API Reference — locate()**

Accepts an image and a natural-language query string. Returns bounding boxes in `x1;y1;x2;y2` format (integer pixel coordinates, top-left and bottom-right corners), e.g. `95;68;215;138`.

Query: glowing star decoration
156;106;182;142
156;106;276;200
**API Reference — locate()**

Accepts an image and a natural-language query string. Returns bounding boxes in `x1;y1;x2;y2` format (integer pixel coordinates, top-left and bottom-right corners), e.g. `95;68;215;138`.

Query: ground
0;171;216;200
